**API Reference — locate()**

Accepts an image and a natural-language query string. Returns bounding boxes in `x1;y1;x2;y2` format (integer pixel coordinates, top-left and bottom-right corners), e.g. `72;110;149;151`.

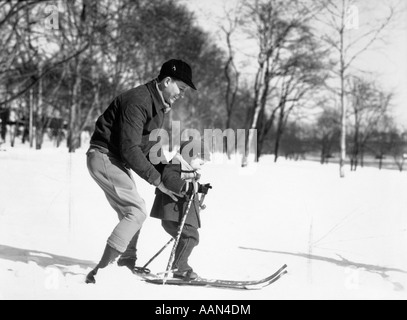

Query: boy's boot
172;237;198;280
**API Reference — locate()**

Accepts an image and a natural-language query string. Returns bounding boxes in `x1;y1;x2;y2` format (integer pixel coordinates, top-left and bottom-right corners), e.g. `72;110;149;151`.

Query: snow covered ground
0;143;406;300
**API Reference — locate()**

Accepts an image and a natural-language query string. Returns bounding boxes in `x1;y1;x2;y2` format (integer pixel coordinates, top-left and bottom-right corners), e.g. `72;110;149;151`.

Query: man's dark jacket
90;80;167;186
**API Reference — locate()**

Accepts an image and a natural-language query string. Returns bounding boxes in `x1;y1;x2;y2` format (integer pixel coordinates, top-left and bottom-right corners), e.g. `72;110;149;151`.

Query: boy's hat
180;138;211;163
159;59;197;90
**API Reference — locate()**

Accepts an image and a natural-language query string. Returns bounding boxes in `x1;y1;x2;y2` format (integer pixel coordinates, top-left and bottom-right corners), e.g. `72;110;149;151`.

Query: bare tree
347;76;393;170
313;104;341;164
280;120;311;160
389;131;406;172
239;0;325;166
316;0;397;177
270;39;329;162
1;0;230;152
369;114;393;169
219;5;242;130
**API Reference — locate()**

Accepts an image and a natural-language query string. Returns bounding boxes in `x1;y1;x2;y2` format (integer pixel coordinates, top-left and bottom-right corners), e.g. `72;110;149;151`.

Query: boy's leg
162;221;199;278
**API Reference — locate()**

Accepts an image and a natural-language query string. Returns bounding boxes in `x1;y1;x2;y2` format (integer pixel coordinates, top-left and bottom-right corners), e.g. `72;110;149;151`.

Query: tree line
0;0;405;173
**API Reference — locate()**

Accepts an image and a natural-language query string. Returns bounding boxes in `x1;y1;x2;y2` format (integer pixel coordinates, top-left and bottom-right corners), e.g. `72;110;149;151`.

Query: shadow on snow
0;244;95;276
239;246;406;291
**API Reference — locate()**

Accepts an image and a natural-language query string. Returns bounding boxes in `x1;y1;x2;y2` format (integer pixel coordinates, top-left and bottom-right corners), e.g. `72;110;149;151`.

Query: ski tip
275;264;287;272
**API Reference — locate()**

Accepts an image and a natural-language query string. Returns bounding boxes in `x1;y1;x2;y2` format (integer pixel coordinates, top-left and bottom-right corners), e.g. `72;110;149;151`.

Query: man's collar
155;80;171;113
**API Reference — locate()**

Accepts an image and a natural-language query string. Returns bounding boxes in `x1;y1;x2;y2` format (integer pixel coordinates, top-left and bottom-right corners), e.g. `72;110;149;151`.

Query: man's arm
119;102;178;201
161;164;187;195
119;102;161;186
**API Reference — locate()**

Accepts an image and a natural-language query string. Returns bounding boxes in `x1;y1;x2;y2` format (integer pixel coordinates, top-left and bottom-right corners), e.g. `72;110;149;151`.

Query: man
85;59;197;284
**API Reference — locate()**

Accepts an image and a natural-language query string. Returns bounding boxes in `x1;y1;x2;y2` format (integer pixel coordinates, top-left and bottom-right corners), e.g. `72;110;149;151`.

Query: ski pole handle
198;184;211;210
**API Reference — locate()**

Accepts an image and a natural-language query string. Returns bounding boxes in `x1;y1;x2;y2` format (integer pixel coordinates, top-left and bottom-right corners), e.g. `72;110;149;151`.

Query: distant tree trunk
29;89;34;148
9;124;16;147
350;126;359;171
273;111;285;163
320;149;326;164
339;20;346;177
0;108;7;142
223;51;238;159
242;123;259;167
242;62;265;167
56;119;64;148
35;64;44;150
68;57;82;153
256;105;267;160
360;147;365;167
393;155;404;172
8;105;17;147
223;31;239;131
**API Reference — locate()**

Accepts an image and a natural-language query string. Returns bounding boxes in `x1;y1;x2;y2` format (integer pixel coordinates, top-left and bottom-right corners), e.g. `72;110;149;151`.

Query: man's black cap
159;59;197;90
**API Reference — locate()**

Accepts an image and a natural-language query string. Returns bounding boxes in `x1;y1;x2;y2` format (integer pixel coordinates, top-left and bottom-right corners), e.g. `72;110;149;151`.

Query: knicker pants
87;147;146;254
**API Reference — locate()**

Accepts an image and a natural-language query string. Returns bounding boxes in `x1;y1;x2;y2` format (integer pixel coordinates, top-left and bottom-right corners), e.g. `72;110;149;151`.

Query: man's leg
117;230;140;271
86;148;147;282
85;243;121;284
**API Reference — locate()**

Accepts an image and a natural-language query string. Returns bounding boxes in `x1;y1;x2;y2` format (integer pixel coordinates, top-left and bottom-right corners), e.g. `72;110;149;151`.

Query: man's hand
157;182;178;201
194;172;201;181
183;182;198;198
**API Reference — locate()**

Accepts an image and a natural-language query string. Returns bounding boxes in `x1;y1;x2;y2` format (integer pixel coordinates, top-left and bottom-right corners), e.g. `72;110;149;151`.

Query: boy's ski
137;264;287;290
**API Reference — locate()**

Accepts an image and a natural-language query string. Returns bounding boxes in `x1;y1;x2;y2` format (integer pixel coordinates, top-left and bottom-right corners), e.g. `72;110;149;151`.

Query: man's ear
163;77;172;88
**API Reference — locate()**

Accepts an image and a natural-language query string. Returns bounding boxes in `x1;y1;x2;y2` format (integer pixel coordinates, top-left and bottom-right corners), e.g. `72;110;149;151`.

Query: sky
180;0;407;128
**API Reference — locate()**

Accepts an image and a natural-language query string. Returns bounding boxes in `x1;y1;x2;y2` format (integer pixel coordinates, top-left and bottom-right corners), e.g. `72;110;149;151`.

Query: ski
137;264;287;290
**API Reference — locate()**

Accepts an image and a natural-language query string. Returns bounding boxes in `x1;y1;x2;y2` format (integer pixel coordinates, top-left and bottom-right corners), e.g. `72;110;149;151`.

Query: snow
0;143;406;300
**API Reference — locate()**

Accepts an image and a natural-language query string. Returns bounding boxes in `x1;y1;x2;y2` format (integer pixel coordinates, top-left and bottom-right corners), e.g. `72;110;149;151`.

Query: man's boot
117;230;139;273
85;244;121;284
117;256;137;272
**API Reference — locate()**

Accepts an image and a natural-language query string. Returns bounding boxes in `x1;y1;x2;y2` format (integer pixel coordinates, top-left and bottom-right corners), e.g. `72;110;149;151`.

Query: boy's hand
158;182;178;201
198;183;212;195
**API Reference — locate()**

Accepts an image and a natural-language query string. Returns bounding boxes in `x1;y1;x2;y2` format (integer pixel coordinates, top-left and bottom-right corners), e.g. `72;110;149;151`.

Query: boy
150;139;211;280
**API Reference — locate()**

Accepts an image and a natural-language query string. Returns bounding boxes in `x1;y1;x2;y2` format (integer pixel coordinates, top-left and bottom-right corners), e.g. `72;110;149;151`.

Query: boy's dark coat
150;163;201;228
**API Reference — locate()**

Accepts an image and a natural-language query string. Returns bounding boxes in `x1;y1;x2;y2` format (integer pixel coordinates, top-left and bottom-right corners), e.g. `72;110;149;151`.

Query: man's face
162;78;189;105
